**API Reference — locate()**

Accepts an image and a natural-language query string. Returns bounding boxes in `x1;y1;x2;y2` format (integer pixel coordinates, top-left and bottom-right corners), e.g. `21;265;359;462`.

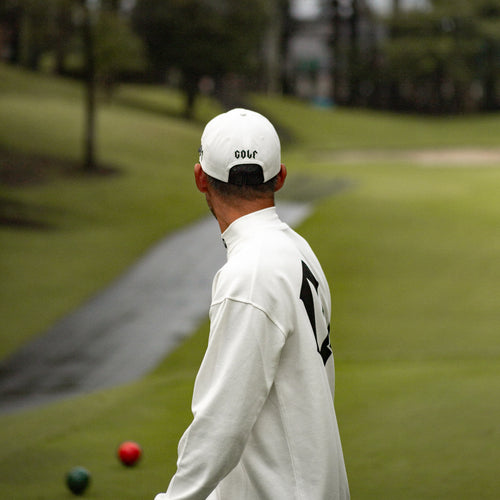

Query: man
154;108;349;500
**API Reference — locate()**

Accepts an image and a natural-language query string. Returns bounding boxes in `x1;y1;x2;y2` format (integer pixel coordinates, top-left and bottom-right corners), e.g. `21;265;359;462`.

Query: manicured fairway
0;65;499;498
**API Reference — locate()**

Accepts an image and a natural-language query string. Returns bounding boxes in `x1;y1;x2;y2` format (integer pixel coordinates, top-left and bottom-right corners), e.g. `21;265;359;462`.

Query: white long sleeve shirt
155;207;349;500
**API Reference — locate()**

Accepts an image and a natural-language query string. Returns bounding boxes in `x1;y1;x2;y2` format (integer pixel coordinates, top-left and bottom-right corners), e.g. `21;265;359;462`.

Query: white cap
199;108;281;183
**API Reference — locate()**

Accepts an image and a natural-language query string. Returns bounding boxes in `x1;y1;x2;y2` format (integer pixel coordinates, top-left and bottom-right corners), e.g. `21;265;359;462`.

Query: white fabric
199;108;281;182
155;207;349;500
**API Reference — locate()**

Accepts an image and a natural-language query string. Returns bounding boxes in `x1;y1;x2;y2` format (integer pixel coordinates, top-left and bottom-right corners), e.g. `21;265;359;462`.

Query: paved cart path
0;202;311;414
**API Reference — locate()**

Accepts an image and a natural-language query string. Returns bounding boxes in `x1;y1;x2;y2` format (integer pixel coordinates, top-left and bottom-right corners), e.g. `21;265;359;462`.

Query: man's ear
274;164;287;192
194;163;209;193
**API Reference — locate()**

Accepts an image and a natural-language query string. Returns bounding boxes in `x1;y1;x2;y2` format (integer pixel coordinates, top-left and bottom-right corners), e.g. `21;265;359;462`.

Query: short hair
207;164;278;201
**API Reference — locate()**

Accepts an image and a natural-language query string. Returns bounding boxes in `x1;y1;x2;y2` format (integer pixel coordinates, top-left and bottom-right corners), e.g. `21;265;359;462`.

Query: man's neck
212;197;275;233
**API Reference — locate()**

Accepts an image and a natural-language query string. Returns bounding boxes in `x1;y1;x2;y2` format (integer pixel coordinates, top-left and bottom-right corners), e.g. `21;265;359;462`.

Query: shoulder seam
211;297;288;340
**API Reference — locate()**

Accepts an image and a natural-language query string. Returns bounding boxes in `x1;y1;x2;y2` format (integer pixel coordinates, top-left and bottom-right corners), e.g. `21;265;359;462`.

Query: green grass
1;64;499;498
253;93;500;151
0;64;221;358
279;157;500;498
337;359;500;499
0;322;207;499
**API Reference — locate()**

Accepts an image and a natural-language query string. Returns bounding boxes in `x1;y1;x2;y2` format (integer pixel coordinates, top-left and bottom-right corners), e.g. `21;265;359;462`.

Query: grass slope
1;65;499;498
0;65;220;358
295;163;500;499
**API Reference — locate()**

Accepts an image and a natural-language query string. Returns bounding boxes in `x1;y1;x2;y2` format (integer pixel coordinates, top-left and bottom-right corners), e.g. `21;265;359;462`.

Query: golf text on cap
199;108;281;183
235;150;257;160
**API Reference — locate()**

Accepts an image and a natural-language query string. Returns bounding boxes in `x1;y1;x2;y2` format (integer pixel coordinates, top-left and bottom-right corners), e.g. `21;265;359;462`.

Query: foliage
0;1;146;86
4;0;500;114
92;10;146;93
131;0;271;117
382;0;500;112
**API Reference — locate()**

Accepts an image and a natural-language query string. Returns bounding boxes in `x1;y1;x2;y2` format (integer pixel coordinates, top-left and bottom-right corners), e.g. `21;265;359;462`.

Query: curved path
0;202;311;414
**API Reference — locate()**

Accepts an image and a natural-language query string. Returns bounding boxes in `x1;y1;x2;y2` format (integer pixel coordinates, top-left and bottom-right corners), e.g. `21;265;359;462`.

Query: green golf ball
66;466;91;495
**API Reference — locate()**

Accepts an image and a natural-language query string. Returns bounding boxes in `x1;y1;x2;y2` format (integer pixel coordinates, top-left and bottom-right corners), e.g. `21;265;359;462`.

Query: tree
73;1;145;171
473;0;500;110
0;0;54;69
329;0;374;106
261;0;290;95
132;0;271;118
1;1;145;171
329;0;342;103
383;0;500;113
93;9;145;96
52;0;74;75
78;0;97;171
0;0;23;64
73;0;143;171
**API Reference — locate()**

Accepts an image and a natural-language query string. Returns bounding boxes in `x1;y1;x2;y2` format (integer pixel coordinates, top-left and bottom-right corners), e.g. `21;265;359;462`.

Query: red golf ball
118;441;142;466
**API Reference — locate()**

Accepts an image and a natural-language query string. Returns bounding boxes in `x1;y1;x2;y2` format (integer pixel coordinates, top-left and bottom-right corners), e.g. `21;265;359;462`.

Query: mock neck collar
221;207;282;251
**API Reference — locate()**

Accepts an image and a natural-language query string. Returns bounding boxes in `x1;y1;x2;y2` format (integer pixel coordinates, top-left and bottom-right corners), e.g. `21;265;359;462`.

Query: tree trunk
349;0;360;105
184;77;199;120
54;2;72;75
262;0;284;94
279;0;294;94
330;0;341;104
81;0;97;171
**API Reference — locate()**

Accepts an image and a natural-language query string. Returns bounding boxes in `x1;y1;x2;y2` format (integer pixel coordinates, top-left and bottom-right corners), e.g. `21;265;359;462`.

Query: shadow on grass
0;148;121;229
113;93;214;126
0;198;59;230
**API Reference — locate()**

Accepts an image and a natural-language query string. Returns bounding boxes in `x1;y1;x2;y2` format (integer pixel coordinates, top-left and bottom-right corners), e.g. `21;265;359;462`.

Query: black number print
300;261;332;365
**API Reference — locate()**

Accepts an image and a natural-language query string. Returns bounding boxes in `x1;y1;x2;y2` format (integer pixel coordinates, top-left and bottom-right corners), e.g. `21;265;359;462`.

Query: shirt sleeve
155;298;287;500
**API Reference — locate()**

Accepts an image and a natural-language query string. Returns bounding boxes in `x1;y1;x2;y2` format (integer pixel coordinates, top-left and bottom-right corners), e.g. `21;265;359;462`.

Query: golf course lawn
0;64;499;498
